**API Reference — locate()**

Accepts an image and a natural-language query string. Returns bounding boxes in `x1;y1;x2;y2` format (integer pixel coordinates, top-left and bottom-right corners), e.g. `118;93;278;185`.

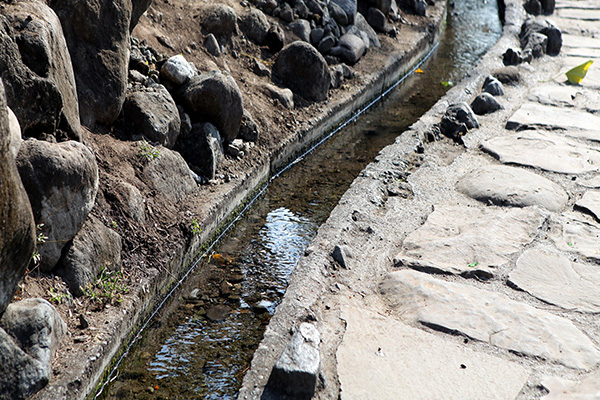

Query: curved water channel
99;1;501;398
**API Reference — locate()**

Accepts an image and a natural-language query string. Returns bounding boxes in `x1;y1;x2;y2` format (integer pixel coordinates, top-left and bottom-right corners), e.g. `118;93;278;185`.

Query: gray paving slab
556;1;600;10
337;300;530;400
557;8;600;21
563;47;600;59
481;131;600;174
577;176;600;188
550;212;600;261
575;190;600;220
541;370;600;400
381;270;600;370
563;34;600;49
506;102;600;132
528;85;578;107
457;165;568;211
508;246;600;313
396;205;545;277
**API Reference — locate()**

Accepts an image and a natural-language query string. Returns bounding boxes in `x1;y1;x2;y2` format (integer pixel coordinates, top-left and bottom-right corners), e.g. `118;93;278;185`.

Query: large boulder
16;139;99;272
56;215;122;297
177;122;224;179
0;80;35;317
0;3;81;141
50;0;132;127
329;33;366;65
141;147;197;202
0;328;46;400
7;107;21;159
122;85;181;148
201;4;238;36
179;71;244;143
331;0;356;24
239;9;270;45
130;0;152;31
272;41;330;102
0;298;66;385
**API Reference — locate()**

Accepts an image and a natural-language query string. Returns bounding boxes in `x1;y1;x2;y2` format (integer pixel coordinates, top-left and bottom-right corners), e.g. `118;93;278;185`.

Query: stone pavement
240;1;600;399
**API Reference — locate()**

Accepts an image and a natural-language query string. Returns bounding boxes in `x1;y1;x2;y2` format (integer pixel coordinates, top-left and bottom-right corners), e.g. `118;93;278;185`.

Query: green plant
191;218;202;236
32;223;48;266
111;220;118;229
138;139;160;161
84;265;128;306
467;262;479;268
48;287;70;305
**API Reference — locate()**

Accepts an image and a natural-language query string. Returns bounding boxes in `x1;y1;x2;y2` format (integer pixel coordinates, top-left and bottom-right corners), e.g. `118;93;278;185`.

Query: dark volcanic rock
483;76;505;96
239;110;260;142
239;9;270;45
51;0;131;127
179;71;244;143
130;0;152;31
470;93;504;115
123;85;181;148
0;327;46;400
520;19;562;56
266;24;285;53
492;66;521;85
273;41;330;102
202;4;238;36
440;103;479;143
1;298;66;383
0;79;35;317
290;20;311;42
366;7;387;33
329;33;366;65
177;122;224;180
331;0;357;23
16;139;99;272
56;215;122;297
0;2;81;140
141;147;197;202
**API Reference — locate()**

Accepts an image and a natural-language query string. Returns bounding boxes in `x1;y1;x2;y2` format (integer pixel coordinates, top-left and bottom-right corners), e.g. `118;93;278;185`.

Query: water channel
99;1;502;398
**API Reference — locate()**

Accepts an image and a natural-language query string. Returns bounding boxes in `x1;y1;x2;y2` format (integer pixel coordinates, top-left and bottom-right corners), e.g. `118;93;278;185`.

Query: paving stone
576;190;600;220
507;102;600;132
457;165;568;211
557;8;600;21
396;205;544;278
337;300;530;400
562;46;600;58
550;212;600;261
541;370;600;400
528;85;578;107
481;131;600;174
578;176;600;188
381;270;600;370
508;246;600;313
562;34;600;49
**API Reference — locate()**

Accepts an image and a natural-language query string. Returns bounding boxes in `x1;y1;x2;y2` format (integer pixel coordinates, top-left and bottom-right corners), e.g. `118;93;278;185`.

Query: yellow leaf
415;68;424;74
565;60;593;84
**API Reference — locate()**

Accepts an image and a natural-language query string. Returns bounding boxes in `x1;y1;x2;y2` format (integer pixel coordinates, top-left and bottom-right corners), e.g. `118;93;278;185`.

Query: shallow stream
98;1;501;398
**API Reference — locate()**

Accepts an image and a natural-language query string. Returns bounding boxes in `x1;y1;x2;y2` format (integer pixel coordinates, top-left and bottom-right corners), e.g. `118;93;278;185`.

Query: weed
138;139;160;161
191;218;202;236
111;220;118;229
31;223;48;267
84;265;128;307
48;287;71;305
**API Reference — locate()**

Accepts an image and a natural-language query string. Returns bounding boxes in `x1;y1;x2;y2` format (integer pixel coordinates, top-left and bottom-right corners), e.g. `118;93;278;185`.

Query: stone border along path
239;0;600;399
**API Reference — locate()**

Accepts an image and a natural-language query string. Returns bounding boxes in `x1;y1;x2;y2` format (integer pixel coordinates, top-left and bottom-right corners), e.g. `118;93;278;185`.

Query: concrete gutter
238;0;528;398
34;2;449;399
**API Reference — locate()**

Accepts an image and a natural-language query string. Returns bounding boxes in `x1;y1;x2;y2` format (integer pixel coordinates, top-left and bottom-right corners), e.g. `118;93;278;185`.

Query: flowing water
99;1;501;398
